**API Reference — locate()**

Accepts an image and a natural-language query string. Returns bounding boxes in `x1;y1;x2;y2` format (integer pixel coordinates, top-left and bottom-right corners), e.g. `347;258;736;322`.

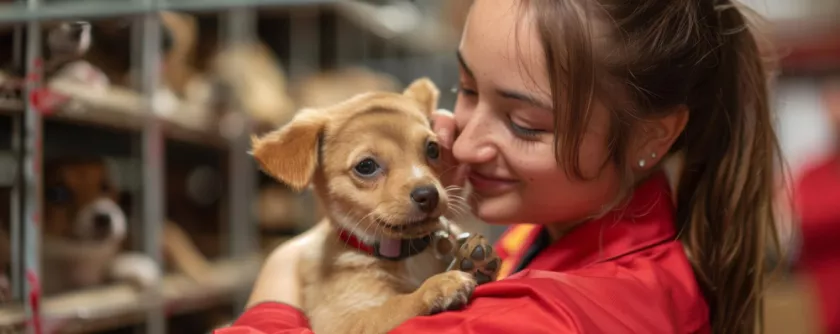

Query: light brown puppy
252;78;499;334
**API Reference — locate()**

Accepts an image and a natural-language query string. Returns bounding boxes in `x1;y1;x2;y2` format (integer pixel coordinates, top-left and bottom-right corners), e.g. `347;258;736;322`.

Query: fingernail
435;109;454;117
436;129;451;148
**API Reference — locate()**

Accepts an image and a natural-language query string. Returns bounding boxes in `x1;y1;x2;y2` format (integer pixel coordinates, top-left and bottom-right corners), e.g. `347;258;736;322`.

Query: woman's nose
452;110;497;164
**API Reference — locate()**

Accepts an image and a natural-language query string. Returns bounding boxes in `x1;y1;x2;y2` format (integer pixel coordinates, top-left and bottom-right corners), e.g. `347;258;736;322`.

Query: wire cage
0;0;471;332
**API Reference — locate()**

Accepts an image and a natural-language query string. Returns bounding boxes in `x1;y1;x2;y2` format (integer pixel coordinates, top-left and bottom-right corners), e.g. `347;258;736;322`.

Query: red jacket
217;173;710;333
794;154;840;333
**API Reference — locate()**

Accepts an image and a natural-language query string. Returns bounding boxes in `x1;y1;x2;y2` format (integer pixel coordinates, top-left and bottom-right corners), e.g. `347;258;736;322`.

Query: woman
218;0;782;333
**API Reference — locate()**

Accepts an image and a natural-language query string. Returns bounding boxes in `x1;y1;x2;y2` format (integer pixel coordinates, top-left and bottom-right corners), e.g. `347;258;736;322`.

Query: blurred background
0;0;836;333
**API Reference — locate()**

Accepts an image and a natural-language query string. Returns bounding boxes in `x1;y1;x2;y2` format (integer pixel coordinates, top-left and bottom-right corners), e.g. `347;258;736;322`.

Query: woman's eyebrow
458;49;552;110
456;50;474;78
497;89;553;110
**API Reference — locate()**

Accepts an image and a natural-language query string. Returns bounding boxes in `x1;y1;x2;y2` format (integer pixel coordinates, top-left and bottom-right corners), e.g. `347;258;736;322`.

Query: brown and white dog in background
42;157;212;296
251;78;500;334
42;157;152;295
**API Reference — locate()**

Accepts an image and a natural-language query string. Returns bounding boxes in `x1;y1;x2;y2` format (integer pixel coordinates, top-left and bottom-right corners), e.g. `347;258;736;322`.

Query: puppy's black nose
410;186;439;213
93;213;111;231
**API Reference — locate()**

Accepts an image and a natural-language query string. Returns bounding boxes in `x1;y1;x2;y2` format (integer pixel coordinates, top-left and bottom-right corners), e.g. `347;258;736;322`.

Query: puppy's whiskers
444;187;471;218
360;213;377;243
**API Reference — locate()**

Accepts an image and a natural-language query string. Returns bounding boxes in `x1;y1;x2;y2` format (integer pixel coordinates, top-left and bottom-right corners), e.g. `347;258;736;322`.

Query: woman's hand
432;109;468;188
245;222;327;309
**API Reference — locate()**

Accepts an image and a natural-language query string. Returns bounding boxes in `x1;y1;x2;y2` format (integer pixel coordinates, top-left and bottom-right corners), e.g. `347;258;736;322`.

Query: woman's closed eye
454;84;477;97
508;115;549;139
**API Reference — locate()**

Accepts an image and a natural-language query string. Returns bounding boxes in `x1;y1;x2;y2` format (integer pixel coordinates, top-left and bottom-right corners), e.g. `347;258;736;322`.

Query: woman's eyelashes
454;84;477;97
455;83;547;140
507;117;543;138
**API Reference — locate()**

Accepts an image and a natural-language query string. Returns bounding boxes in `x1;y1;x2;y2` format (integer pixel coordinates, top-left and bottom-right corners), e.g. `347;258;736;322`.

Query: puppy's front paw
111;252;162;289
453;235;500;285
418;271;476;315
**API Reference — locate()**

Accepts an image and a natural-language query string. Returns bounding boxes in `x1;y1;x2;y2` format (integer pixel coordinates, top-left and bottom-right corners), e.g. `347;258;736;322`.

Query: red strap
337;229;374;255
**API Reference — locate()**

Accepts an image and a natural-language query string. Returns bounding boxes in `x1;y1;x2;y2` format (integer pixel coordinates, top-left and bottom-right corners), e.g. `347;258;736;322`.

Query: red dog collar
337;229;432;261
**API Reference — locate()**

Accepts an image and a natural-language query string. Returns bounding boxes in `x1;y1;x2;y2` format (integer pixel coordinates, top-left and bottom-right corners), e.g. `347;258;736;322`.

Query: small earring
651;152;657;159
638;159;646;168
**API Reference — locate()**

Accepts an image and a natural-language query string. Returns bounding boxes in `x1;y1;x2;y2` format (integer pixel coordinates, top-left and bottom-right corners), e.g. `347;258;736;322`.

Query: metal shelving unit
0;0;464;333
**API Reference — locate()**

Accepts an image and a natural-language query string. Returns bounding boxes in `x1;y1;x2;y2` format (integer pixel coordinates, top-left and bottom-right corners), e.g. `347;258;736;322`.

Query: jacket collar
520;172;677;273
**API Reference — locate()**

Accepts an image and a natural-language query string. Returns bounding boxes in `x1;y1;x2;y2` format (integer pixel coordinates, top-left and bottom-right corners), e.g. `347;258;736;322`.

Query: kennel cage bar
287;7;323;228
137;1;167;332
10;24;25;304
0;0;336;23
10;114;22;302
21;0;43;332
222;7;259;312
288;8;321;80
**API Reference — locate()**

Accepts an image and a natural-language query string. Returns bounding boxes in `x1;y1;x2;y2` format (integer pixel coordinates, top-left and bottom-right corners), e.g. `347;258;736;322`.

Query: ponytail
675;3;782;333
526;1;783;331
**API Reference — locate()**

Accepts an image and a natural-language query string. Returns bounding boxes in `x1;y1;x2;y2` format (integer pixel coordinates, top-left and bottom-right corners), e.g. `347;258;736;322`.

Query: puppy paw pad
453;235;500;285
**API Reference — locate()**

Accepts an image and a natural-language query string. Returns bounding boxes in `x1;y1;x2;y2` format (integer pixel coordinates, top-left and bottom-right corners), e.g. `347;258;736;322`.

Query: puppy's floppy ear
251;109;325;191
403;77;440;116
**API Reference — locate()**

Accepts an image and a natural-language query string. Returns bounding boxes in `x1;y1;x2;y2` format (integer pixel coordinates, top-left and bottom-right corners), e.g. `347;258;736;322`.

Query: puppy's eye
353;158;381;177
101;182;112;193
46;185;73;204
426;141;440;160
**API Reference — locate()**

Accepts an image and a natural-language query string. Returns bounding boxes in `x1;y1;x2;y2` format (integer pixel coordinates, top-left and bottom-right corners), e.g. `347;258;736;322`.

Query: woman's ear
251;109;325;191
631;105;690;170
403;77;440;117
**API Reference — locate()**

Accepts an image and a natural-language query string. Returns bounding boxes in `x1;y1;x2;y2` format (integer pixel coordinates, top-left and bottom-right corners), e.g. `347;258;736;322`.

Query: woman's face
453;0;621;226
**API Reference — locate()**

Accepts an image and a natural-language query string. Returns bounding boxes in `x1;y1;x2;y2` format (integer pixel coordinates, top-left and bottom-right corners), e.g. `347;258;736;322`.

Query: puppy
252;78;500;334
43;157;215;295
42;157;159;295
45;20;111;94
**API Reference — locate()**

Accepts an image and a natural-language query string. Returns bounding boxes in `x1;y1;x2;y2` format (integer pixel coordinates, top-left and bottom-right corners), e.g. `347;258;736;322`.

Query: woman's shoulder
478;240;709;333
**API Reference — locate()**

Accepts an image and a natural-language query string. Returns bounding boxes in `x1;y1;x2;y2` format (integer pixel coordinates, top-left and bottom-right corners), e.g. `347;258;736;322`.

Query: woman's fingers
432;109;468;188
432;109;457;149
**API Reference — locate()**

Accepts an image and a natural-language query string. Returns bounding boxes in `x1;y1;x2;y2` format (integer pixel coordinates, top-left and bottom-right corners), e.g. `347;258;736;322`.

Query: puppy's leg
162;222;213;285
451;234;500;285
110;252;162;289
314;271;476;334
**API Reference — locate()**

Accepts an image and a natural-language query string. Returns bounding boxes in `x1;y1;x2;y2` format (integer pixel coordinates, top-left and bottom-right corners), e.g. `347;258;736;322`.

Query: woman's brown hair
522;0;782;333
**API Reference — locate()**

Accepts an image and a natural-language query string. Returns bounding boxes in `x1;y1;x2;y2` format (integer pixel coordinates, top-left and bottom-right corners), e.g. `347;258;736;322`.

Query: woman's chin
472;196;523;225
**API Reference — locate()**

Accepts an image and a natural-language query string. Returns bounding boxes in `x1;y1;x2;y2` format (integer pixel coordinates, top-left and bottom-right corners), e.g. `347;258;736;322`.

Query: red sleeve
214;302;313;334
216;268;707;334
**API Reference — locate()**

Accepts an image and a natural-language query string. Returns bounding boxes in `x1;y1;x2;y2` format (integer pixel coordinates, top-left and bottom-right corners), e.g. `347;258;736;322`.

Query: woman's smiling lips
468;170;519;195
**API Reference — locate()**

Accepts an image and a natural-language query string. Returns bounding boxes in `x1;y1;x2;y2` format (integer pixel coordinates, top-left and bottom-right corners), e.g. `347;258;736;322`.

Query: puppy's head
252;78;447;241
46;21;92;58
44;157;127;243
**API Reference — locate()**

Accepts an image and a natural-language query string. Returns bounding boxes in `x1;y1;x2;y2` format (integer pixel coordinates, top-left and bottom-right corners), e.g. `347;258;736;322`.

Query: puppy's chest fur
298;222;445;322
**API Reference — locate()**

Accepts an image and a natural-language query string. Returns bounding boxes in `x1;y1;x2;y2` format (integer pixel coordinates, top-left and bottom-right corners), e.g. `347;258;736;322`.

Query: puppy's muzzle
75;198;127;241
92;213;113;238
410;186;439;214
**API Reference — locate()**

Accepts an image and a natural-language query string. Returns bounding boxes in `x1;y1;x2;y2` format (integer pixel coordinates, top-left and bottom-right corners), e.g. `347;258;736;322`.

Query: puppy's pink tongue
379;237;402;258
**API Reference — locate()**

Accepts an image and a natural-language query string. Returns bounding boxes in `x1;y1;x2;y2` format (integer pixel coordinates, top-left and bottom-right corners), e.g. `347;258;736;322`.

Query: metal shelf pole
22;0;43;332
138;6;166;334
223;7;258;311
288;7;322;227
288;8;320;80
10;22;25;300
10;113;21;302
